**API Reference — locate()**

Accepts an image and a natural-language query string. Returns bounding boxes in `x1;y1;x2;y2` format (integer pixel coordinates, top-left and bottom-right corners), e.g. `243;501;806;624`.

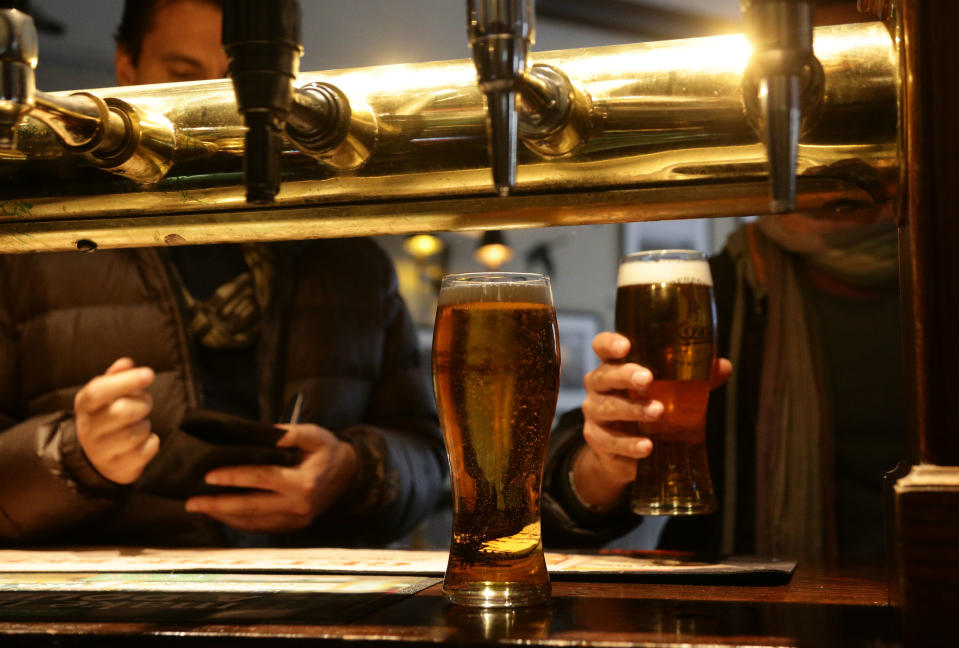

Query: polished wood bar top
0;567;900;647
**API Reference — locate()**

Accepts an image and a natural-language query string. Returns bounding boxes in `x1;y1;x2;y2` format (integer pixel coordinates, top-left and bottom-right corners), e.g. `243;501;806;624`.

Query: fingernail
185;500;198;512
637;439;653;455
631;369;652;387
138;368;154;382
647;401;664;418
205;474;221;485
612;339;629;355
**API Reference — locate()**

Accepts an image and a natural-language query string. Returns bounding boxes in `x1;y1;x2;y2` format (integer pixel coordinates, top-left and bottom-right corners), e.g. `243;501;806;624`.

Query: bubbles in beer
614;251;718;515
432;274;558;607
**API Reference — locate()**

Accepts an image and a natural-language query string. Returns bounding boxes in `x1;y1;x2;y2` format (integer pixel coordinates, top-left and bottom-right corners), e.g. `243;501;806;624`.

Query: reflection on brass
286;82;377;172
519;64;593;160
31;91;127;153
85;98;178;184
0;21;897;253
0;178;874;253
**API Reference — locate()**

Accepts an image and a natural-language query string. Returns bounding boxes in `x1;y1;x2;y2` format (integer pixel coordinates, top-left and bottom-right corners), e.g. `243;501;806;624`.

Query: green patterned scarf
180;244;275;349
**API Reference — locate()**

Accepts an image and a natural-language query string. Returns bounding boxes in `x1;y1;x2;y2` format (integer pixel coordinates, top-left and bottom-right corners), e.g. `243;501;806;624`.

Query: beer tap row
0;2;896;252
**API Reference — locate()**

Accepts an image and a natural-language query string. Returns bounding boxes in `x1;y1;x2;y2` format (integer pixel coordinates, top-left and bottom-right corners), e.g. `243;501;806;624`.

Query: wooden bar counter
0;566;900;647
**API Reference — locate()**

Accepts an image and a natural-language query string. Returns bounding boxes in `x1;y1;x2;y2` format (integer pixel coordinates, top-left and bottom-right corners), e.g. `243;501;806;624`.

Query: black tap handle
222;0;302;204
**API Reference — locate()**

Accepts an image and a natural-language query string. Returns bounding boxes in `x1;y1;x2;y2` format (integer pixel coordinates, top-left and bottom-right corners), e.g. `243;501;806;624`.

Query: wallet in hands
136;408;302;499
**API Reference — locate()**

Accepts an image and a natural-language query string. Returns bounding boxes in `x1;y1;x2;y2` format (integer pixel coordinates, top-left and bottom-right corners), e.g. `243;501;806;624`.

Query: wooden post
896;0;959;642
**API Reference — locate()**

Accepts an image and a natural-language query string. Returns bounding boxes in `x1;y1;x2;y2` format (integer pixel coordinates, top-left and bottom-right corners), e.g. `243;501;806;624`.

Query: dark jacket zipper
146;248;205;410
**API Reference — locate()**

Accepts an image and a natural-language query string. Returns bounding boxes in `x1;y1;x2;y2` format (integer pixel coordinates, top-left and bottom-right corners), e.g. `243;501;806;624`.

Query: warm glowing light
474;230;514;270
403;233;444;260
475;243;512;270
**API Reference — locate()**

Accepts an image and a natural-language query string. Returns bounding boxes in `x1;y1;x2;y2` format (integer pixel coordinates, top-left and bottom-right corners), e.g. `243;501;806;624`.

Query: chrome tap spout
0;8;36;150
467;0;534;196
742;0;819;213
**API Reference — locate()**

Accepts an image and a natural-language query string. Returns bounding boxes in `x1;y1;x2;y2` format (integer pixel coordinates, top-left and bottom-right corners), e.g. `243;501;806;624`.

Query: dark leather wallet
135;408;301;499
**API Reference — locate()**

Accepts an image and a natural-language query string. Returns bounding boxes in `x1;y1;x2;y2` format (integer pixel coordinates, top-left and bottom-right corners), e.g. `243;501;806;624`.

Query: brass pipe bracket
286;81;377;172
519;64;593;159
83;97;177;185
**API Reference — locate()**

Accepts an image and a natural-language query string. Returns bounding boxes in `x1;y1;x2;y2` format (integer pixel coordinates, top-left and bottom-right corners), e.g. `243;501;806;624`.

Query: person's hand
184;423;358;533
74;357;158;484
571;332;732;512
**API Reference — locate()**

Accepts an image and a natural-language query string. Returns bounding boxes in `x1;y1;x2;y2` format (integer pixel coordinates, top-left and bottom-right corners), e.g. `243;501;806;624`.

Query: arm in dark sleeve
541;408;643;549
309;256;447;547
0;273;120;544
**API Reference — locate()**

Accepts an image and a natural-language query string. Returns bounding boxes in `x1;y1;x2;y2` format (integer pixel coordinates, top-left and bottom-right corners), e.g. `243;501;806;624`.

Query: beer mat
553;552;797;583
0;573;440;625
0;548;795;581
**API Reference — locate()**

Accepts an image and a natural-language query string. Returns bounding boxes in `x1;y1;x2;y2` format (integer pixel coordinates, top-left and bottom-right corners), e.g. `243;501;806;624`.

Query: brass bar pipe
0;21;897;253
0;179;872;253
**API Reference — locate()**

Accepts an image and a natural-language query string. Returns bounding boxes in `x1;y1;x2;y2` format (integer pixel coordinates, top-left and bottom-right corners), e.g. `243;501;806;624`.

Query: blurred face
115;0;227;85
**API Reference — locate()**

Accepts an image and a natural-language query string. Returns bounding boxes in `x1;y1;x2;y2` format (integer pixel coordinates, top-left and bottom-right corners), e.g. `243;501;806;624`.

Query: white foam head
618;257;713;287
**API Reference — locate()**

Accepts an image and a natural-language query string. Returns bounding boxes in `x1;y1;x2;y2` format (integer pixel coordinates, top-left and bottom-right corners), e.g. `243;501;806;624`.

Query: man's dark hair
115;0;223;63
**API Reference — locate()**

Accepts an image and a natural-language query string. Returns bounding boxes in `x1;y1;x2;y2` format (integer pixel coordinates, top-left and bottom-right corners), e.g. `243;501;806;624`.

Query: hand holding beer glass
432;272;560;608
616;250;718;515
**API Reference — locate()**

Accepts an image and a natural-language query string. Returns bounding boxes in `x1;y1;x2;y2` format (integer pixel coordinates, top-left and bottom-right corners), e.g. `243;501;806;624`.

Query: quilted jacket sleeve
0;266;120;544
541;407;643;548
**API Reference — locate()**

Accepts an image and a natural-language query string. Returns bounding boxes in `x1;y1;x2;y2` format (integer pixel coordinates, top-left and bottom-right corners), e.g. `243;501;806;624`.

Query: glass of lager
616;250;718;515
432;272;560;608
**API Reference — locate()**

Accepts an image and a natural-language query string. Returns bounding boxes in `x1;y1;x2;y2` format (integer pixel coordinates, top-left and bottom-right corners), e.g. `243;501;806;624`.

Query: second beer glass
616;250;718;515
432;272;560;608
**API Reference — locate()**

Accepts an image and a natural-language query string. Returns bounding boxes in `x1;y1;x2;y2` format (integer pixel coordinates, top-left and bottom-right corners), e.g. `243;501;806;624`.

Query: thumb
274;423;332;452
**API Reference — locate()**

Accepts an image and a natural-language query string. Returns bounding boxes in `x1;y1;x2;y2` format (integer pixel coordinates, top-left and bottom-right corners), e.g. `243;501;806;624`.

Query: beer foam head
618;253;713;287
438;272;554;306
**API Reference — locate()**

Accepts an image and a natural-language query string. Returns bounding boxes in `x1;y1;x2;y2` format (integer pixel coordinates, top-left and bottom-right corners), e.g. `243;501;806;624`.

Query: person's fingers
203;464;295;495
105;357;135;375
82;392;153;438
582;420;653;460
584;362;653;395
99;418;153;457
89;426;161;485
273;423;331;452
135;431;161;463
74;367;155;413
186;491;305;517
710;358;733;390
582;391;663;424
195;511;307;533
592;332;631;362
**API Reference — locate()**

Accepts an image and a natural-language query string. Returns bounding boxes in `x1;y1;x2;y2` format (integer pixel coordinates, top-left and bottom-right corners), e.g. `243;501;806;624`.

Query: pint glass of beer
432;272;560;607
616;250;718;515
